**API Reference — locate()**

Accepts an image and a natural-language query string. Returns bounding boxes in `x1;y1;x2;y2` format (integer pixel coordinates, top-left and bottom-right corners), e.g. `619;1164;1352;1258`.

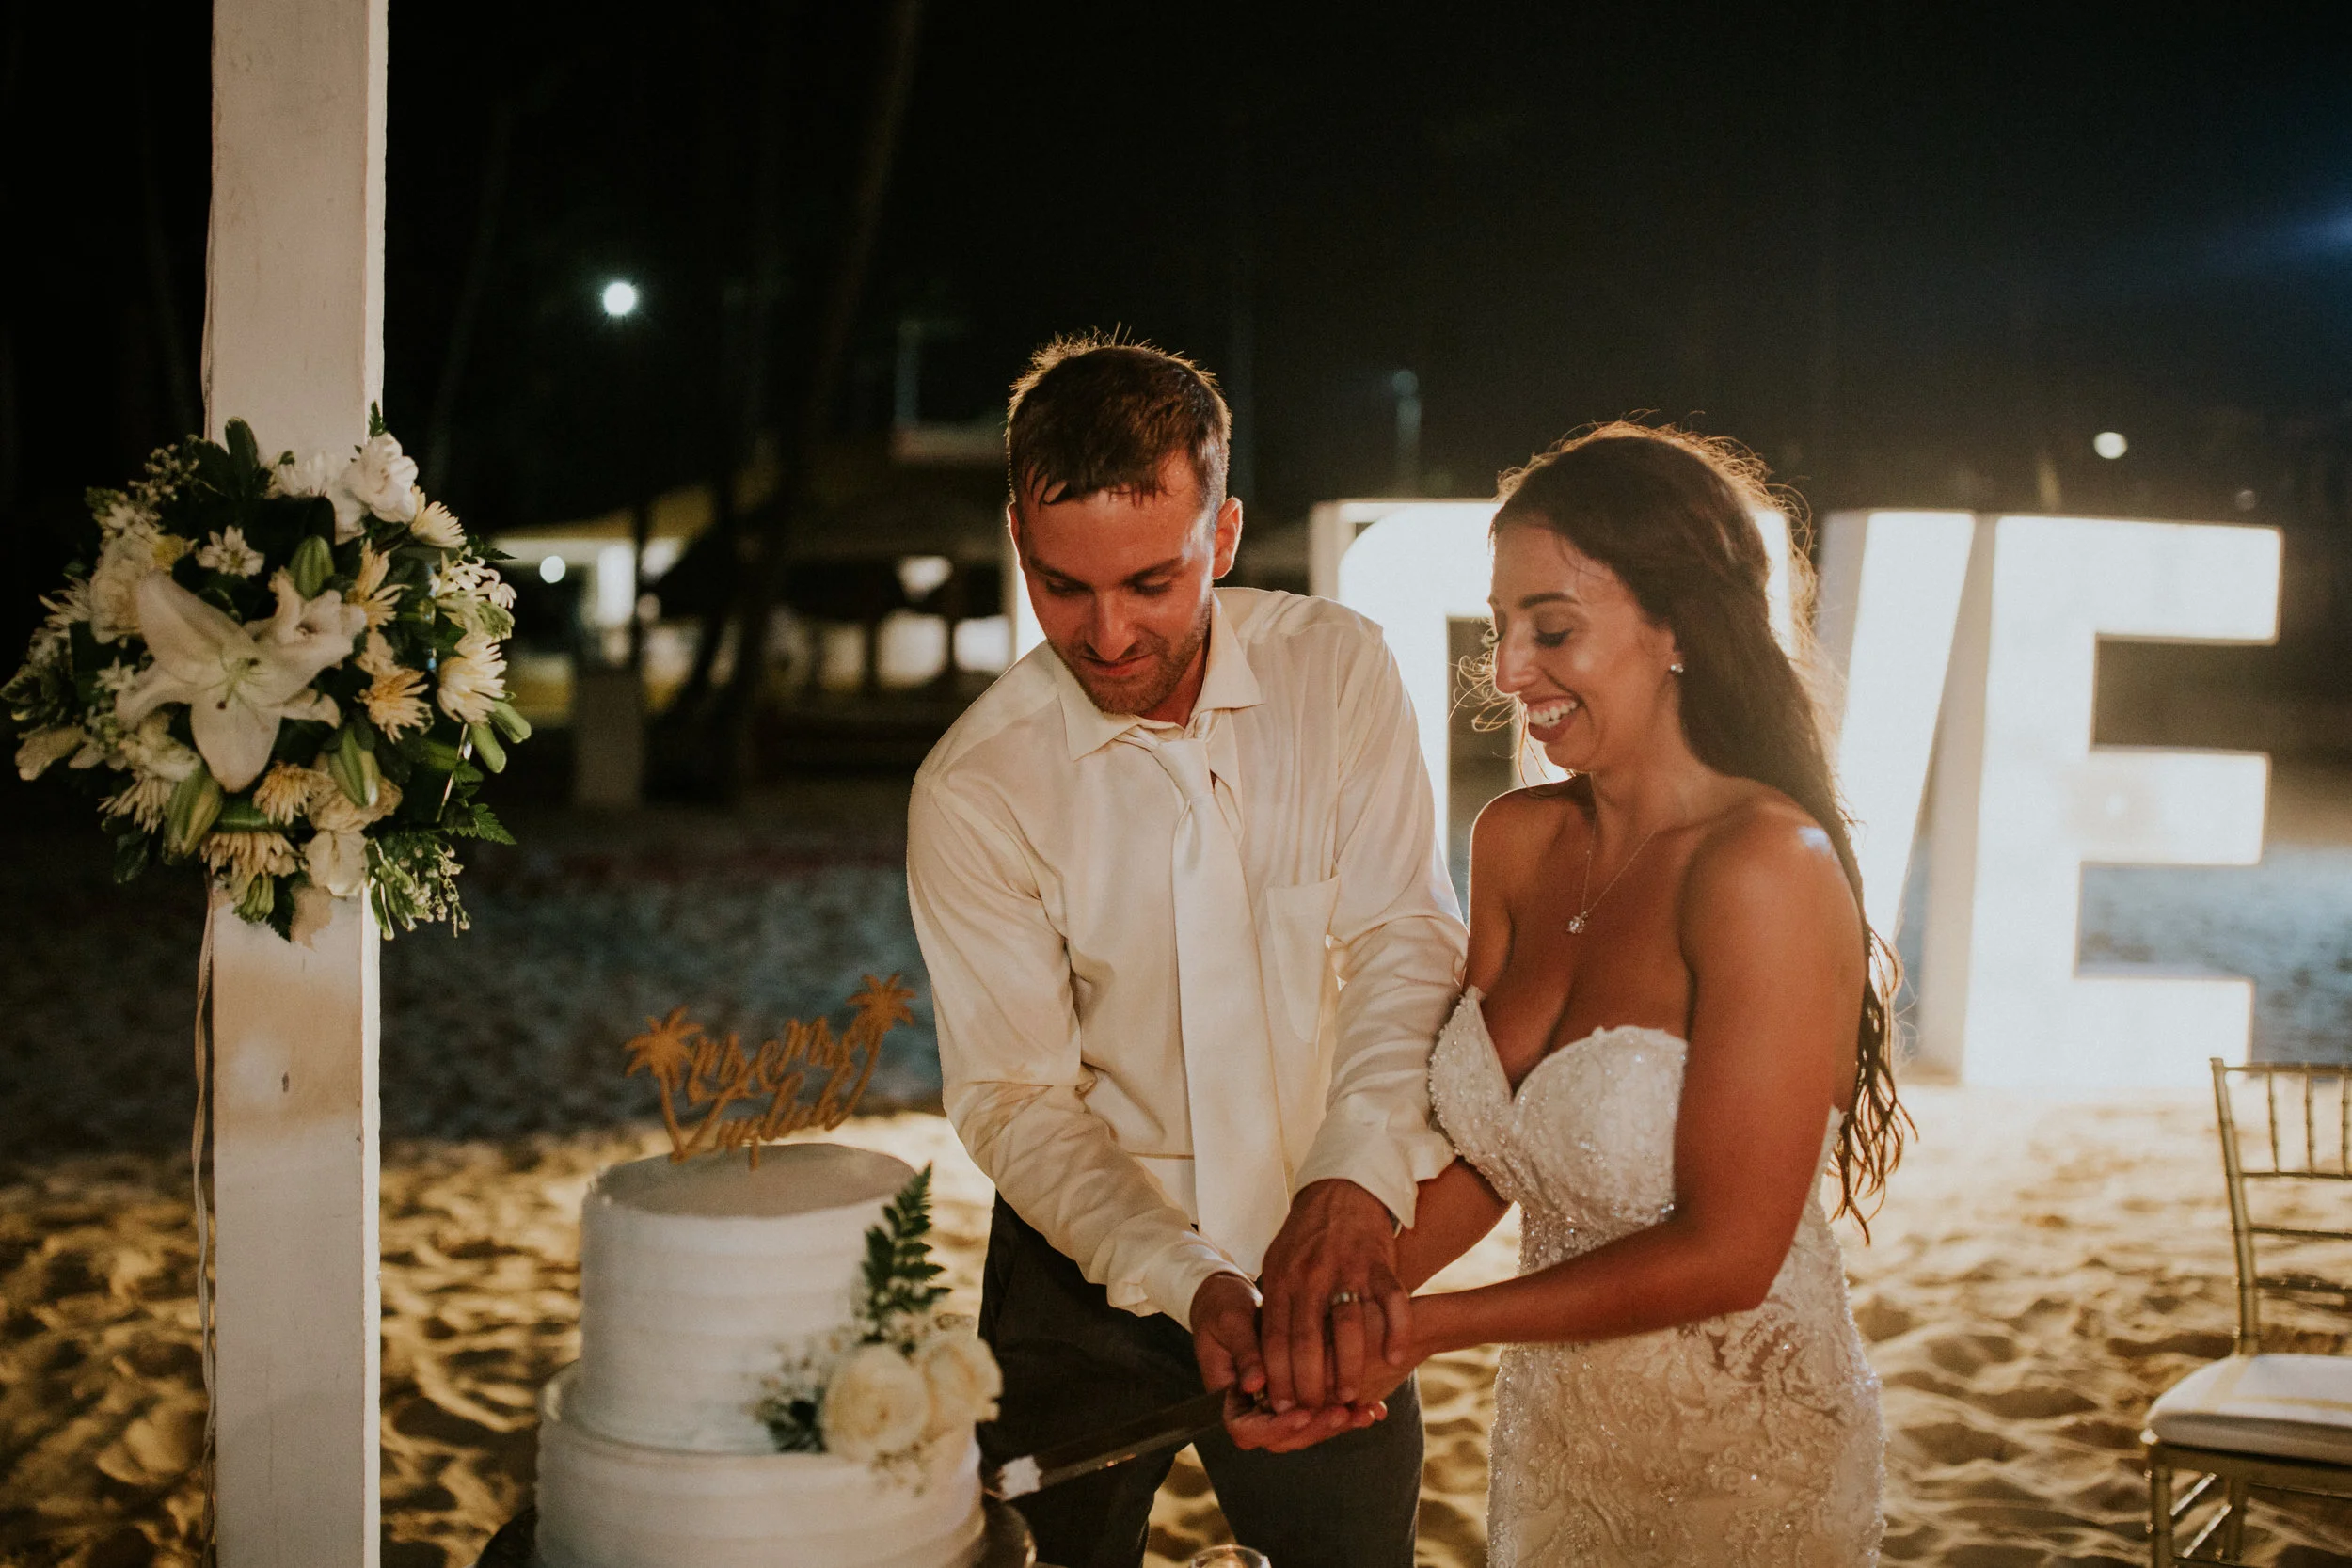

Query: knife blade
987;1388;1232;1500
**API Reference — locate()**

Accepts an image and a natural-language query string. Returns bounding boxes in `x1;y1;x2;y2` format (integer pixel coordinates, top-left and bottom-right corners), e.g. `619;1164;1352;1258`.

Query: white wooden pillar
204;2;389;1564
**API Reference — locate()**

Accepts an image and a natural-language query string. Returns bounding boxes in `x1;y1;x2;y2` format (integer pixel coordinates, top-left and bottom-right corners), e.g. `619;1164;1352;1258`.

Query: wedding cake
534;1141;993;1568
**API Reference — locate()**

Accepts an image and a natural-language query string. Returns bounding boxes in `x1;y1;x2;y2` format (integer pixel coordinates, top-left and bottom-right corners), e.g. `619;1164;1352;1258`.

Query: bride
1347;423;1902;1564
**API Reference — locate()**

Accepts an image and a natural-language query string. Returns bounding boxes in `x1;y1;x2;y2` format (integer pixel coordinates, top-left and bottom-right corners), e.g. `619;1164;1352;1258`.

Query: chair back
2211;1058;2352;1354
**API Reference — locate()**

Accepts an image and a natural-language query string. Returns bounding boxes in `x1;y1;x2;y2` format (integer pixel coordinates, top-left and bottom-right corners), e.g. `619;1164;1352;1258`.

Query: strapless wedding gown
1428;990;1883;1566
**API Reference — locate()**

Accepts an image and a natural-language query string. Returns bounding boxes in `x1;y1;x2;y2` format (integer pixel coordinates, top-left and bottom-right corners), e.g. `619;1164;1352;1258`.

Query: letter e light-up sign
1919;516;2280;1088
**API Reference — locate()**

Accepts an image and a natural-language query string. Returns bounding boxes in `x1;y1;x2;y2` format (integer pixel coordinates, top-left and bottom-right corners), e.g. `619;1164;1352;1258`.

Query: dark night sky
7;3;2352;625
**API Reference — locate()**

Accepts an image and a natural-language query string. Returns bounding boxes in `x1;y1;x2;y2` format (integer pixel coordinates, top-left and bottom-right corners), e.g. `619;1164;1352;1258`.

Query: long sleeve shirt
907;588;1467;1326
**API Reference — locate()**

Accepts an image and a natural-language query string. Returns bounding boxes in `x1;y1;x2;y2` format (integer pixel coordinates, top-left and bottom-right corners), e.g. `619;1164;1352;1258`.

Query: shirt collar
1055;593;1264;761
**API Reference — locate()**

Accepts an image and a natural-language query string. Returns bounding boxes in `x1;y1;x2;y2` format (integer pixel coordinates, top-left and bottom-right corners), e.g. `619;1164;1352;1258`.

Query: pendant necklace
1567;825;1662;935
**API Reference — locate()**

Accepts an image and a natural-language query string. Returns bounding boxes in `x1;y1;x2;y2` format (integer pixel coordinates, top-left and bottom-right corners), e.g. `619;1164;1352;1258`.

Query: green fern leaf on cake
861;1165;950;1344
755;1164;1000;1466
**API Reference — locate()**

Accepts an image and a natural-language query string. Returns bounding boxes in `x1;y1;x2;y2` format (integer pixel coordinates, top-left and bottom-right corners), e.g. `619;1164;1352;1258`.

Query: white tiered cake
534;1142;988;1568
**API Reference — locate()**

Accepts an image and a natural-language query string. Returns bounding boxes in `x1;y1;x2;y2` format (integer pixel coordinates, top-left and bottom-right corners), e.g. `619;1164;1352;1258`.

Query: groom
908;335;1465;1568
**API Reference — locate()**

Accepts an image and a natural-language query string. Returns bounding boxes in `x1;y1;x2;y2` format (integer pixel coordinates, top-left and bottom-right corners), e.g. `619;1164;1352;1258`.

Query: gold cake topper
623;974;917;1165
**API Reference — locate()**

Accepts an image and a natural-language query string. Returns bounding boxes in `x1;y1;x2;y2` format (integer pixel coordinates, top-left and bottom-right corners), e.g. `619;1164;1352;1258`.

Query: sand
8;766;2351;1565
8;1092;2352;1568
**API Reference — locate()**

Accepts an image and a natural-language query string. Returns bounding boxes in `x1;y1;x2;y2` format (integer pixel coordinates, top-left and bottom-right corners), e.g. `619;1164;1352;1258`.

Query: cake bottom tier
536;1365;987;1568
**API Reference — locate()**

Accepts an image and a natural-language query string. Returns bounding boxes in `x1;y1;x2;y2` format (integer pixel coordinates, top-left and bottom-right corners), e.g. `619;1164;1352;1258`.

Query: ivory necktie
1126;728;1292;1276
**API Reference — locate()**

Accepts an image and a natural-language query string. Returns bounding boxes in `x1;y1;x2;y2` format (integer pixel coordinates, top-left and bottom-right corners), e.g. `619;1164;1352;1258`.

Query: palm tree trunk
422;100;516;496
714;0;926;798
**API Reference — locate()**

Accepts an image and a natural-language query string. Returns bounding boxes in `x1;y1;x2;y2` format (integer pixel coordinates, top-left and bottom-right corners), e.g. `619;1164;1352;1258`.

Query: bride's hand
1333;1297;1423;1410
1220;1386;1386;1452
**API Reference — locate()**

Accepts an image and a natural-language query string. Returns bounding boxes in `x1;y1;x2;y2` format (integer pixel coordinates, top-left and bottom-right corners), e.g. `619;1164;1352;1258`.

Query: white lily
114;571;367;791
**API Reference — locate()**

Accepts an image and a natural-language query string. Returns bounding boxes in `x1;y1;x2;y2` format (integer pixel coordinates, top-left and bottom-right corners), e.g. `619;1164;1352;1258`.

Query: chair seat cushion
2149;1354;2352;1465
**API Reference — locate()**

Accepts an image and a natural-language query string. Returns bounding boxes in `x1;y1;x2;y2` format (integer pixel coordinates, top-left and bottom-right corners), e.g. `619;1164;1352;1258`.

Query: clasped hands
1190;1180;1421;1453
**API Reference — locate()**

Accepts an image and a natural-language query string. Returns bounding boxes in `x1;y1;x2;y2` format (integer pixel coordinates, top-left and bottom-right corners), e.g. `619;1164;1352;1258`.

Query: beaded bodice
1428;990;1883;1566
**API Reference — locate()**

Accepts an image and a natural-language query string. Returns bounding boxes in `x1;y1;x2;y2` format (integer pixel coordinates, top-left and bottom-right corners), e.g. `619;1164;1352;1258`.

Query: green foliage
262;882;297;942
440;800;516;846
367;829;469;935
761;1398;826;1454
861;1166;949;1344
111;829;152;886
224;419;262;477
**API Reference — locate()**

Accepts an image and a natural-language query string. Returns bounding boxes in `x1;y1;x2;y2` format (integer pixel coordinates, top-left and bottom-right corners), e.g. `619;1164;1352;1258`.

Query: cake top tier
596;1142;914;1220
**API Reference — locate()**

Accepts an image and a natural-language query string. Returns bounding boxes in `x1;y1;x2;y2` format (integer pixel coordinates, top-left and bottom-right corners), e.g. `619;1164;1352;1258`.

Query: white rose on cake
821;1343;931;1463
915;1327;1001;1438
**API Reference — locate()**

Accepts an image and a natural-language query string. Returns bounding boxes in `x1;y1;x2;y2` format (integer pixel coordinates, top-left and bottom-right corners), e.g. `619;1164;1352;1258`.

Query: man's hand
1257;1179;1412;1412
1193;1271;1387;1453
1190;1272;1269;1402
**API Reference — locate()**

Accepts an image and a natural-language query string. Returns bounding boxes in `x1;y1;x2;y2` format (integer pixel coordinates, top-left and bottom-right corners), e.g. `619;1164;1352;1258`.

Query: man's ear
1004;500;1026;568
1211;495;1244;579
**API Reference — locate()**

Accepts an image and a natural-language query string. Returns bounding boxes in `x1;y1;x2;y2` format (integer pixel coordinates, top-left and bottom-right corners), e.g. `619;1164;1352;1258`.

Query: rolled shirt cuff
1112;1234;1253;1330
1291;1108;1455;1231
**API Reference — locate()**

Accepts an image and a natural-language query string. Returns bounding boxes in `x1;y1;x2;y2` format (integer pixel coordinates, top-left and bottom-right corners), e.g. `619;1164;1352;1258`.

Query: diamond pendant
1567;913;1588;934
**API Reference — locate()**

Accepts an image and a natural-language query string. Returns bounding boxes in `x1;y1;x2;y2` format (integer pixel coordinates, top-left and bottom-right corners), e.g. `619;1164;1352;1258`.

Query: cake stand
473;1498;1043;1568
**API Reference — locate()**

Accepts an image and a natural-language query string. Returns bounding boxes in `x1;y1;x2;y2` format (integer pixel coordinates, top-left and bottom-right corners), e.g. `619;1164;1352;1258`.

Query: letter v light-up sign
1920;516;2280;1088
1813;512;1979;940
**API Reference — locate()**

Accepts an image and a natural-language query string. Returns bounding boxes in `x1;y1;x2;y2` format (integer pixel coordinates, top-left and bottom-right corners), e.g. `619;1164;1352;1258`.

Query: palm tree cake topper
622;974;917;1165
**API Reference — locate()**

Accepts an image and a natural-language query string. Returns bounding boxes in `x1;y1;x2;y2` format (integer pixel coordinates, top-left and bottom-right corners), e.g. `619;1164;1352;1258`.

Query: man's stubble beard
1066;598;1213;718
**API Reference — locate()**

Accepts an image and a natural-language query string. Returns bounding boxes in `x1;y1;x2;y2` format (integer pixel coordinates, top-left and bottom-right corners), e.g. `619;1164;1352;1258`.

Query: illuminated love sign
1309;499;2281;1088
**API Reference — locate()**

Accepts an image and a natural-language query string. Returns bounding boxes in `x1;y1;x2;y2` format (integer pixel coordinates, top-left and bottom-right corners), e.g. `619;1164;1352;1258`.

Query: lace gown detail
1429;990;1883;1566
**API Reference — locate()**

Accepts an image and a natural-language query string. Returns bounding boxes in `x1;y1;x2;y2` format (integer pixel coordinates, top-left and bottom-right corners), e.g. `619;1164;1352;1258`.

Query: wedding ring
1327;1289;1360;1309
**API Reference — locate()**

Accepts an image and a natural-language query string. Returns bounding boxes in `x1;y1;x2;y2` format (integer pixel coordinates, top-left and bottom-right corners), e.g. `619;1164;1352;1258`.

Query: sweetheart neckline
1456;987;1689;1109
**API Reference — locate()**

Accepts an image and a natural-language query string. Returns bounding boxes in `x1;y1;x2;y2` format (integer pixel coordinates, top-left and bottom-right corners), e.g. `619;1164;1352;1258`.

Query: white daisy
436;629;508;726
409;499;466;550
196;526;266;578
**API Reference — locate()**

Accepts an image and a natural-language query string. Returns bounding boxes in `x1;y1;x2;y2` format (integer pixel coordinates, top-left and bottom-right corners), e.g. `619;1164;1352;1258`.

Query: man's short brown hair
1005;334;1231;514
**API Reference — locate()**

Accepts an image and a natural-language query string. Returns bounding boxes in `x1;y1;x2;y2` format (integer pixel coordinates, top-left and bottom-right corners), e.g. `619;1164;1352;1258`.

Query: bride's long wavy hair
1483;420;1908;1229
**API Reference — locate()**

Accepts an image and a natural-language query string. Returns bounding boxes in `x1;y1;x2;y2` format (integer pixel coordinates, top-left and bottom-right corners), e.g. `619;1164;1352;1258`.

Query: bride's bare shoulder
1682;787;1858;939
1469;783;1579;900
1472;782;1578;849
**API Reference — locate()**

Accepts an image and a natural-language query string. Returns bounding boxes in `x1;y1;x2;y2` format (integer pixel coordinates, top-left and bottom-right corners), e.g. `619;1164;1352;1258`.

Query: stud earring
1669;659;1685;674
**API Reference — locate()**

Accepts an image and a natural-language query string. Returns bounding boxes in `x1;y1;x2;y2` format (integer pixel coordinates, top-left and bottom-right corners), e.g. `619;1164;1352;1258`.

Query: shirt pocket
1261;876;1341;1042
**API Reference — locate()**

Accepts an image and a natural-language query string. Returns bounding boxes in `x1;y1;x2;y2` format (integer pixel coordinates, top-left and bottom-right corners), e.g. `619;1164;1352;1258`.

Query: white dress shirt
908;588;1467;1325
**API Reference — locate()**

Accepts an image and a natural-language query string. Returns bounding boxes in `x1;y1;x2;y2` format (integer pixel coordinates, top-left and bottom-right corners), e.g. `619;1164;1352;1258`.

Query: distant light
2234;488;2259;513
2092;431;2128;460
539;556;566;584
897;554;953;600
600;280;640;318
594;544;635;628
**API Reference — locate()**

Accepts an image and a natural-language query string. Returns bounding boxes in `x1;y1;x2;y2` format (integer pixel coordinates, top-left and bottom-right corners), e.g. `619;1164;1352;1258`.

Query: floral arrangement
756;1166;1003;1476
4;412;528;939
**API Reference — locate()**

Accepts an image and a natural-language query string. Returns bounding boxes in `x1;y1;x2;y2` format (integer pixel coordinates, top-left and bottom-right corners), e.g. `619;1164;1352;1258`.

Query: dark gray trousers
977;1198;1422;1568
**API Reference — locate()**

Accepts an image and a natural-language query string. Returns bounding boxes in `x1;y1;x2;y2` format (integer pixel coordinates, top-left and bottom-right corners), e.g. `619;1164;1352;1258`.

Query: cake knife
987;1388;1232;1500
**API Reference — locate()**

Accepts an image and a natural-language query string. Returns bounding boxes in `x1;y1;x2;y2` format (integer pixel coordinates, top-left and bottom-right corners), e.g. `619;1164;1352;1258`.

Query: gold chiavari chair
2144;1059;2352;1566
